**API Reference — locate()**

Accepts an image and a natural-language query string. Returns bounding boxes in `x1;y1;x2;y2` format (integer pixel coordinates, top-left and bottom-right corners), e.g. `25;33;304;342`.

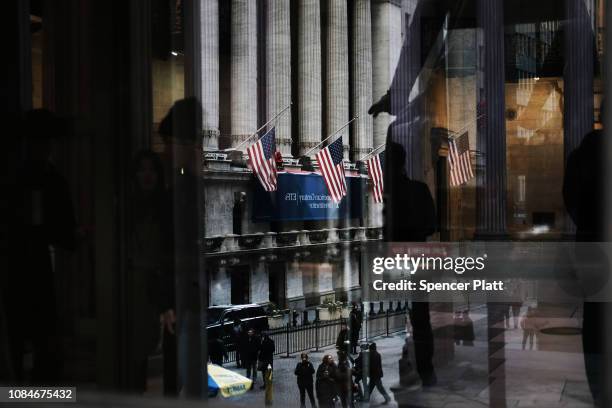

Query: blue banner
252;172;365;222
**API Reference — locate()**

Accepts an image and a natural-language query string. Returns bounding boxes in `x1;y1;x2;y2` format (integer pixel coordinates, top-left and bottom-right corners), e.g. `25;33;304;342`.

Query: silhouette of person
3;109;76;384
126;150;172;392
563;100;607;405
158;97;206;396
315;354;337;408
349;302;362;354
461;310;475;346
520;307;537;351
366;343;391;404
335;350;353;408
258;333;275;389
336;322;349;353
379;141;437;387
294;353;316;408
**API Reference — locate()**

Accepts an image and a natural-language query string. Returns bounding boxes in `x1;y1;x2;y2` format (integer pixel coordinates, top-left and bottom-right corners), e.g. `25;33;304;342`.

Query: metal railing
221;309;406;364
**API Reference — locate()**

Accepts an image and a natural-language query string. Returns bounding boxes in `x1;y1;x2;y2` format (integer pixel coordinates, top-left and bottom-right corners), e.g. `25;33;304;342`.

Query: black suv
207;304;269;348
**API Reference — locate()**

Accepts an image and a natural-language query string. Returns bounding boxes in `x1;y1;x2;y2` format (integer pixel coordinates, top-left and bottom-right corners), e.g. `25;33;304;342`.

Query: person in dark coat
258;333;275;389
563;105;607;405
232;318;245;368
316;355;337;408
349;304;362;354
335;351;353;408
158;98;206;397
3;110;76;385
336;322;350;353
243;328;261;386
294;353;316;408
353;344;368;401
461;311;475;346
127;150;172;392
366;343;391;404
379;141;437;387
209;335;227;366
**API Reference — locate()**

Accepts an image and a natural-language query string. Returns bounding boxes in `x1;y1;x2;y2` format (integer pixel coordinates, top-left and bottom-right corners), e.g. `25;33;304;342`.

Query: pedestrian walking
233;318;244;368
353;344;368;401
335;351;353;408
520;307;537;350
258;333;275;389
294;353;316;408
243;328;261;387
366;343;391;404
316;355;337;408
349;304;362;354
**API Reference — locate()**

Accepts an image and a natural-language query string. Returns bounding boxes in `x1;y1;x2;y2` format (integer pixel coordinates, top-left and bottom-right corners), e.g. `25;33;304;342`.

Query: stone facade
198;1;401;309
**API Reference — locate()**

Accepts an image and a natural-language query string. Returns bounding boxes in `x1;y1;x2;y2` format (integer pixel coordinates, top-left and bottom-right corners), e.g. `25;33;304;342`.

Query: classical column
266;0;292;156
231;0;258;148
476;0;507;237
1;0;31;114
477;3;507;407
563;0;595;233
325;0;350;155
201;0;220;150
371;0;402;149
351;0;374;160
251;261;270;304
129;0;153;151
210;263;231;305
298;0;323;156
287;260;305;307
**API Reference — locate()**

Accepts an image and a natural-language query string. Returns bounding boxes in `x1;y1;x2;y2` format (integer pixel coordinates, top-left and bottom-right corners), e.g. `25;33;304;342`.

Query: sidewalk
216;331;405;407
211;305;593;407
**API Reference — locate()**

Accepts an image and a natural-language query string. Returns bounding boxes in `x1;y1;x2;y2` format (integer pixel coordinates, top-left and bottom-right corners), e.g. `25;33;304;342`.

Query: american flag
366;151;385;203
247;127;277;191
448;131;474;186
316;137;347;202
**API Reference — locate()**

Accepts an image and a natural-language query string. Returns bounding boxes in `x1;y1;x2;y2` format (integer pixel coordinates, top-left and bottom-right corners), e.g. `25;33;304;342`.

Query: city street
197;305;594;407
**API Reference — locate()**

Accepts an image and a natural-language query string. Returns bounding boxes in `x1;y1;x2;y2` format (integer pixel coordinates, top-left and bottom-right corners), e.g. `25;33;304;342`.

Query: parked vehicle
207;304;269;350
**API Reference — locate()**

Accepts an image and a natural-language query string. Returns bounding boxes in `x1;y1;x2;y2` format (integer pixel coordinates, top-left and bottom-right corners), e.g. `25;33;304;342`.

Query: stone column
287;260;305;308
325;0;350;155
210;263;231;305
317;263;335;295
129;0;153;151
251;261;270;304
201;0;220;150
477;3;507;408
563;0;595;157
351;0;374;161
231;0;258;148
2;0;31;114
476;0;507;237
371;0;402;149
298;0;323;155
266;0;292;156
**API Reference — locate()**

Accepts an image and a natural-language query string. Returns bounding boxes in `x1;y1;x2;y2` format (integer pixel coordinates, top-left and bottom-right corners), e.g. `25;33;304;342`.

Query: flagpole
303;116;359;156
226;103;292;151
448;114;485;140
359;142;386;162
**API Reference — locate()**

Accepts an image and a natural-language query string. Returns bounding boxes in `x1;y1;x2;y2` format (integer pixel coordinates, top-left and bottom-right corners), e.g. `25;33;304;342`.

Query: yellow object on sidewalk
207;363;253;398
264;364;273;405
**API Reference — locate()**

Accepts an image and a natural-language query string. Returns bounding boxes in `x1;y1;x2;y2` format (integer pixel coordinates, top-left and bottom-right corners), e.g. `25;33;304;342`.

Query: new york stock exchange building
190;0;605;313
4;0;609;399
